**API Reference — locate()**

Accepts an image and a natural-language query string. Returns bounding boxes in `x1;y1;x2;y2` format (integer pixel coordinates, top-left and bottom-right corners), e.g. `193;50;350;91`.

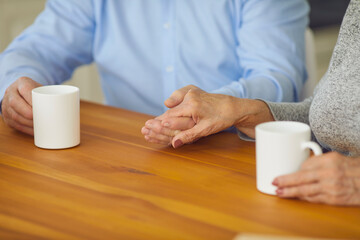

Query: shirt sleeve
0;0;95;105
212;0;309;102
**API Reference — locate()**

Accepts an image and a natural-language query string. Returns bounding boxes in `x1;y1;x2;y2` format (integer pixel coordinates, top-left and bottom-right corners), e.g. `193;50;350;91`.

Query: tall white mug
255;121;322;195
32;85;80;149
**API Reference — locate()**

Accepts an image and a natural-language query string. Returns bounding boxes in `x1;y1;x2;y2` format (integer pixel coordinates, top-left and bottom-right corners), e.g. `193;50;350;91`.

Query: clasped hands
141;85;270;148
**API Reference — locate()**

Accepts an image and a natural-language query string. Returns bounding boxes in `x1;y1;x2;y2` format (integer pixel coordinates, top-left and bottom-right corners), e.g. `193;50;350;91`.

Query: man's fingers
164;85;198;108
161;117;195;130
7;93;33;120
6;107;33;127
145;119;180;136
5;118;34;136
144;135;172;146
17;77;41;106
274;170;319;188
142;126;174;143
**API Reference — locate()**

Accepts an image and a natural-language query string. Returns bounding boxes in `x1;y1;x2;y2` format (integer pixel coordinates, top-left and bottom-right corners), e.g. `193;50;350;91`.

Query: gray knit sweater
266;0;360;157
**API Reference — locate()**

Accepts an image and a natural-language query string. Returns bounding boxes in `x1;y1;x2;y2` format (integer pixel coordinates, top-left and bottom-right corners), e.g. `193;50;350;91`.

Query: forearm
228;98;274;138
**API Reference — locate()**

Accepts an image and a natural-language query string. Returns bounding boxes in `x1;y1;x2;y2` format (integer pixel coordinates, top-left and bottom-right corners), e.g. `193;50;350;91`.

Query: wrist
233;99;274;130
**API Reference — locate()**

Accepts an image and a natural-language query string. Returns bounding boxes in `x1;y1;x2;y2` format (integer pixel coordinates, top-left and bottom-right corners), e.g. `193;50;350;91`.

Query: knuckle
301;158;314;168
18;76;29;82
332;184;343;194
7;95;17;108
152;123;163;133
172;89;181;97
186;118;195;128
188;99;200;110
9;110;17;121
297;185;313;197
11;112;20;122
188;84;198;90
328;168;344;180
4;87;10;96
325;152;342;165
182;131;194;142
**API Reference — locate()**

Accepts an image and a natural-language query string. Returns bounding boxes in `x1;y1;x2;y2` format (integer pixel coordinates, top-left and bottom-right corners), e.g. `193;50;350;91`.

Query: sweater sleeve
237;97;313;142
265;97;312;125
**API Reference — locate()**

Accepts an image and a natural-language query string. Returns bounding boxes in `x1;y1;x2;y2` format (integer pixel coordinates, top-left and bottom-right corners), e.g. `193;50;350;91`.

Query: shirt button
166;66;174;72
163;23;171;29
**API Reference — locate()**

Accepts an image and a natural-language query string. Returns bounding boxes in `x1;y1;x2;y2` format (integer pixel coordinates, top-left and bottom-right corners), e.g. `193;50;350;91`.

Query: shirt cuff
236;129;255;142
210;81;246;98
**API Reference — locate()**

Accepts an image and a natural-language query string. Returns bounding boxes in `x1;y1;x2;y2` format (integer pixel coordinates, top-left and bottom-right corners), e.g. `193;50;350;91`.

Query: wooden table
0;101;359;240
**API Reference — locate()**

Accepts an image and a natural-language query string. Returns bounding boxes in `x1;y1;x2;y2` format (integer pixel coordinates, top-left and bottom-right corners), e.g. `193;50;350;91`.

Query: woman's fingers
171;123;210;148
164;85;199;108
276;183;322;198
274;169;319;188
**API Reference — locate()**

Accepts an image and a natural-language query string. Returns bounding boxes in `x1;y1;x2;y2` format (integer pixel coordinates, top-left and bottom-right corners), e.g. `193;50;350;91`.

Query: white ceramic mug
32;85;80;149
255;121;322;195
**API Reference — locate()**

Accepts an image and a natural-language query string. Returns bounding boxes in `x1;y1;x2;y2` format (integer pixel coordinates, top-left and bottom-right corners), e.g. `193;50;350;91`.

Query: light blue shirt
0;0;309;116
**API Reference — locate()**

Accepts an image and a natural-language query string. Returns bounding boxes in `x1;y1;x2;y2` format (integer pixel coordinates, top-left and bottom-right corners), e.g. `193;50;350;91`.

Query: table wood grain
0;101;359;240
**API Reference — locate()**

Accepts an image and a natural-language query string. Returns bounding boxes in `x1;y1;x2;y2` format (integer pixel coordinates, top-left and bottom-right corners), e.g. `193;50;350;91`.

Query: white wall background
0;0;104;104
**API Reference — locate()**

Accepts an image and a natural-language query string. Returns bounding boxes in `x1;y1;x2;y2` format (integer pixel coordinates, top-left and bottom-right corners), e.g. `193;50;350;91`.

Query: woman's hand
142;85;274;148
273;152;360;206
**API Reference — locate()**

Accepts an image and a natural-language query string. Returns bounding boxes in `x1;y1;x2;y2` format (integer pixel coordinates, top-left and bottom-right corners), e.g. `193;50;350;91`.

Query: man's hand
1;77;42;135
273;152;360;206
141;117;195;146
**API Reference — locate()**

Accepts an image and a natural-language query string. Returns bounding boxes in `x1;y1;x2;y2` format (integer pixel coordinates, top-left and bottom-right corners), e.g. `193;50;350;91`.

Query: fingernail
163;122;170;127
272;179;279;186
276;188;284;196
173;139;183;148
145;121;152;127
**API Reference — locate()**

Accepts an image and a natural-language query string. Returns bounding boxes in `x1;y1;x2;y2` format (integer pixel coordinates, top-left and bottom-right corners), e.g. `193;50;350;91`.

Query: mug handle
301;141;323;156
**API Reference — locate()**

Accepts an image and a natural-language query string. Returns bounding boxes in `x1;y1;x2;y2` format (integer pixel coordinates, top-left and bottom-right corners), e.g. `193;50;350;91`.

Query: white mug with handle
255;121;322;195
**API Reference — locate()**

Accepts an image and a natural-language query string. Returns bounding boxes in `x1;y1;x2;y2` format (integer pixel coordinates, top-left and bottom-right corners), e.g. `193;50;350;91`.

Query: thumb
171;124;203;148
164;85;198;108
